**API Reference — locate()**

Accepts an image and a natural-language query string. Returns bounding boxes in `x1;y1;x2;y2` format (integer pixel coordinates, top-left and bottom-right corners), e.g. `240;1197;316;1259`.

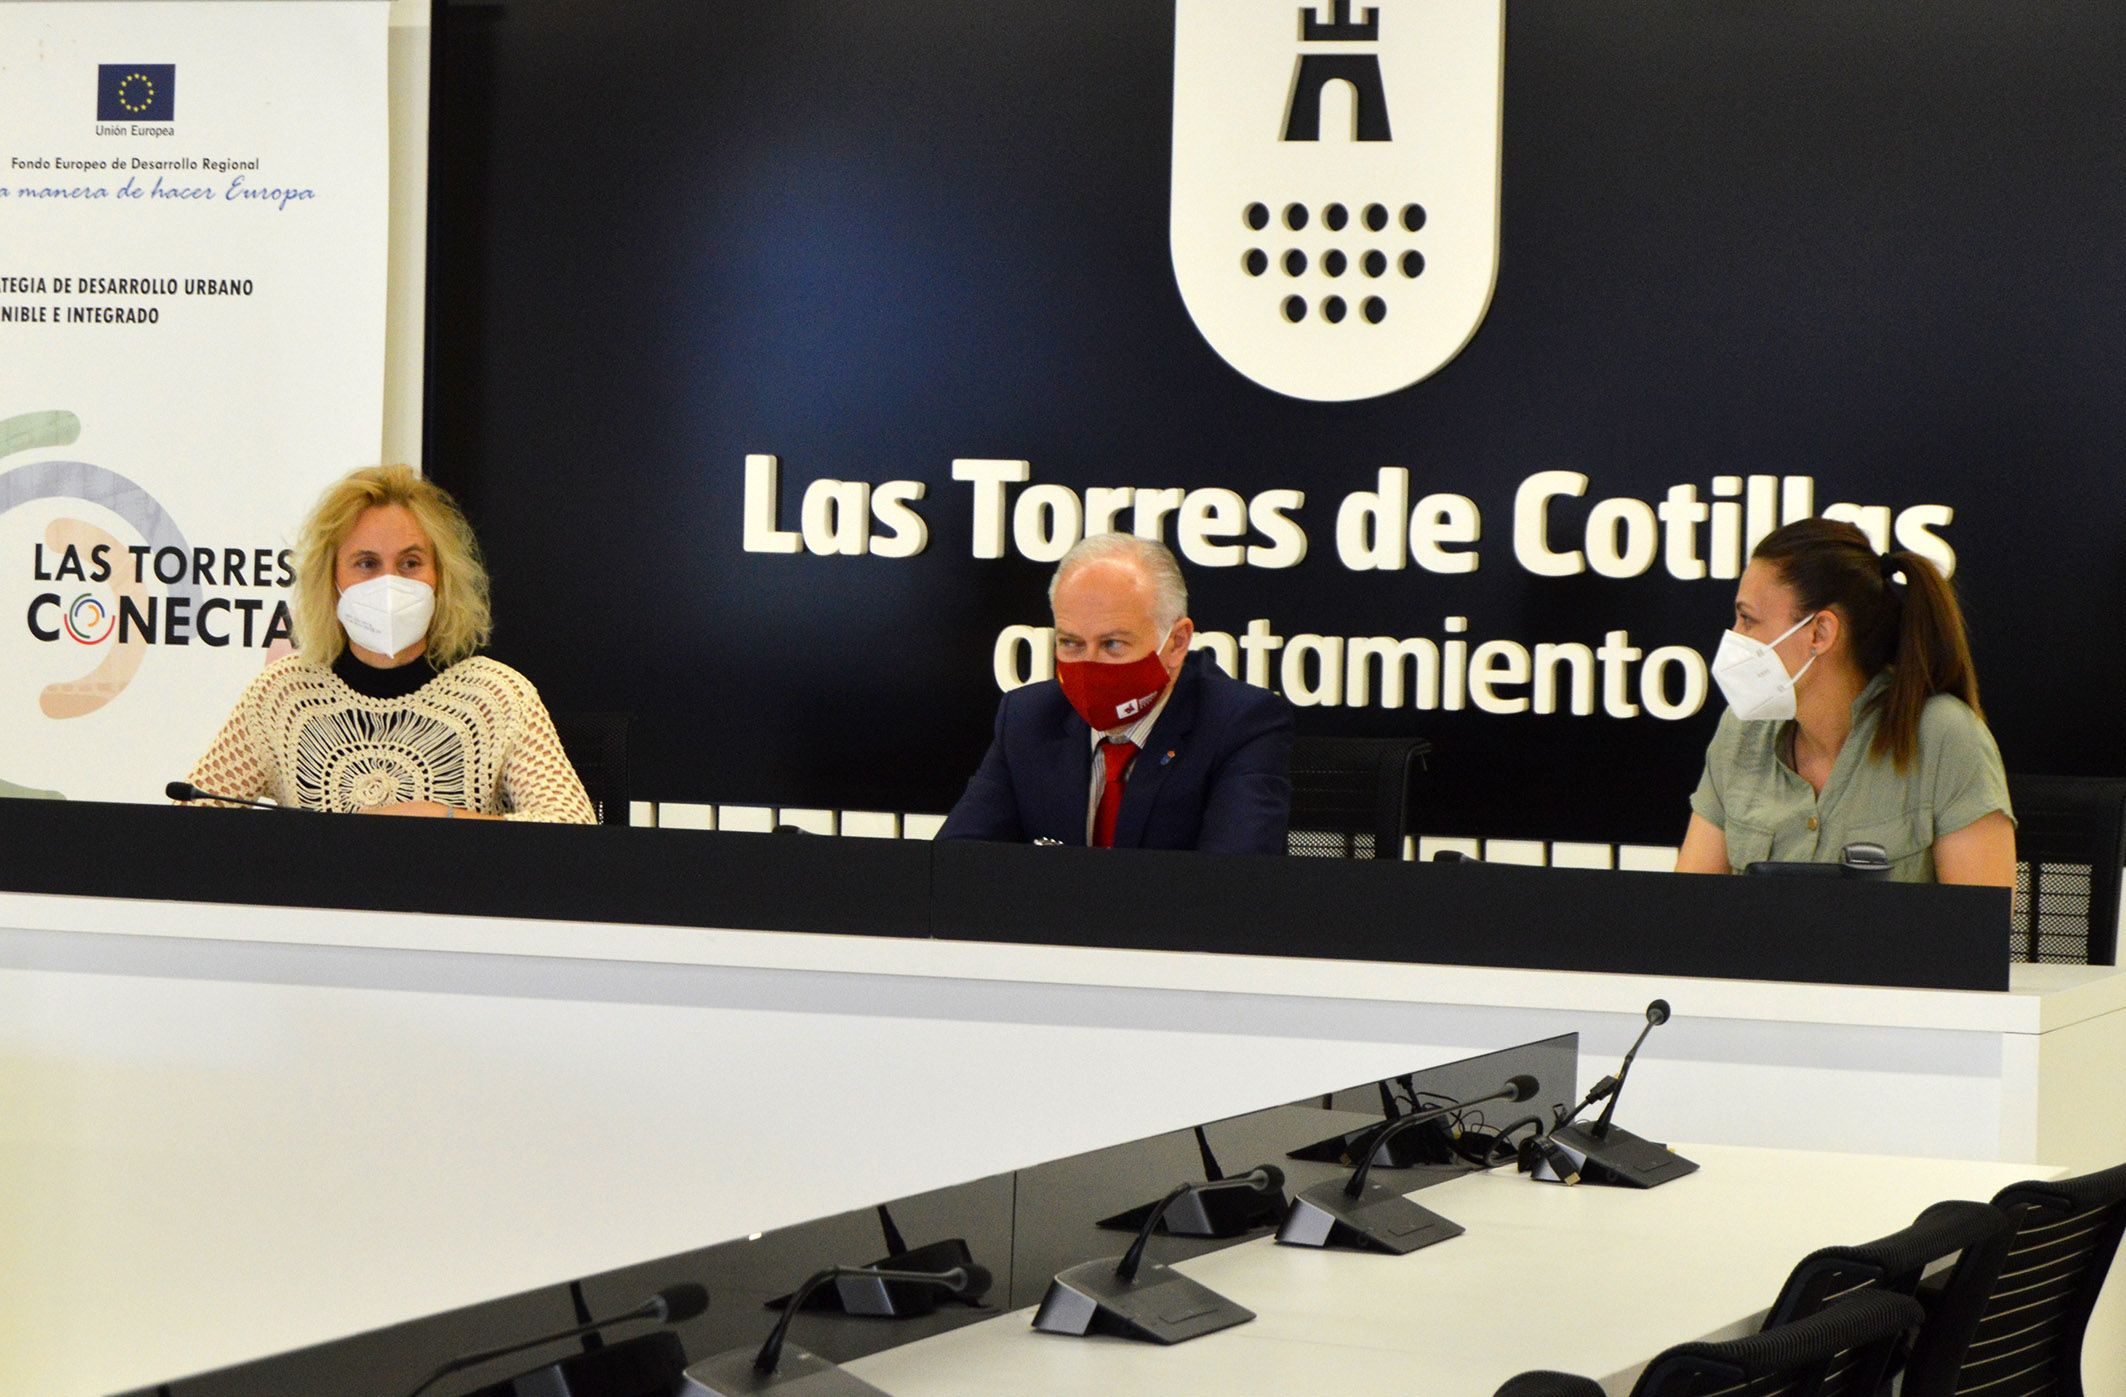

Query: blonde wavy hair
291;465;493;668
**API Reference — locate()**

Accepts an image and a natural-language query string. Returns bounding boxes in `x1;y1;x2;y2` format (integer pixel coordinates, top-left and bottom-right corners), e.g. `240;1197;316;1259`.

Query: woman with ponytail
1676;518;2015;884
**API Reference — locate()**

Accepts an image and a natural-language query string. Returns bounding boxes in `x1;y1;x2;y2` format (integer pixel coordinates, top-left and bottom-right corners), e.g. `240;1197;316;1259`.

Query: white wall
382;1;430;465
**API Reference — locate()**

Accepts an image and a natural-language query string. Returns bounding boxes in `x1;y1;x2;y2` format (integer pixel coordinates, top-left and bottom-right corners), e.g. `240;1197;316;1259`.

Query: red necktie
1092;739;1139;849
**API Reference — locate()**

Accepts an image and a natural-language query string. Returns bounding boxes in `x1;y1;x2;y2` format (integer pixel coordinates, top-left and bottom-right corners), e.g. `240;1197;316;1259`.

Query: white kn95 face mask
1710;613;1818;722
337;575;436;660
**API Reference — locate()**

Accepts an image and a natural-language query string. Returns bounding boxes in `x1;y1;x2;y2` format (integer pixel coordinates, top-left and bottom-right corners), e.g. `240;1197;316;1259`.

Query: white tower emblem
1171;1;1506;402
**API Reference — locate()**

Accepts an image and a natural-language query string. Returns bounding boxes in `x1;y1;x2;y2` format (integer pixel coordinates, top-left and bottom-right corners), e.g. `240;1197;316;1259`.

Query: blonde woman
182;465;594;821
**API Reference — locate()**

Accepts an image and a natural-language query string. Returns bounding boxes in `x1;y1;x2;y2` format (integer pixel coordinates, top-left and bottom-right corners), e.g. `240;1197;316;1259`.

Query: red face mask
1056;631;1176;732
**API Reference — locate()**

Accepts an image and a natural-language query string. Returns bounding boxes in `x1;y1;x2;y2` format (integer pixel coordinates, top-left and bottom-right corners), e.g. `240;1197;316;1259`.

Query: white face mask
337;575;435;660
1710;613;1818;721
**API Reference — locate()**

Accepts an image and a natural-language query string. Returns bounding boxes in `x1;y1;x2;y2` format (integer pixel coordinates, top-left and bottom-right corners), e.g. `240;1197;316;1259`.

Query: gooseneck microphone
1590;999;1668;1140
1543;998;1699;1188
752;1265;989;1375
1343;1075;1538;1199
405;1283;708;1397
1546;999;1669;1135
684;1263;989;1391
1278;1077;1536;1254
1116;1166;1285;1282
1094;1125;1284;1239
165;780;306;813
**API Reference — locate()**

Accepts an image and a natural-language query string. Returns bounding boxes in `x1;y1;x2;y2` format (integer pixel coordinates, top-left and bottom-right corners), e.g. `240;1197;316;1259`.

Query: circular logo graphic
62;593;115;645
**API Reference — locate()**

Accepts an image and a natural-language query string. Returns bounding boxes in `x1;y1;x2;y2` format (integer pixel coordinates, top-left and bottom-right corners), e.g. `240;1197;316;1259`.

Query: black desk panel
0;799;932;939
930;840;2012;991
0;800;2009;989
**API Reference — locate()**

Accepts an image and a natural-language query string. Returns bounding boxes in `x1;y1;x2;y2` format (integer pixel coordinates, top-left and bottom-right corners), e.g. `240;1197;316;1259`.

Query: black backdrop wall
424;0;2123;844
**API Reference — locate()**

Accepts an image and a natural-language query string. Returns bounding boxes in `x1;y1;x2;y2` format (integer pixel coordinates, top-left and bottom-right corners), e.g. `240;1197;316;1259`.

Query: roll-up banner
0;0;389;801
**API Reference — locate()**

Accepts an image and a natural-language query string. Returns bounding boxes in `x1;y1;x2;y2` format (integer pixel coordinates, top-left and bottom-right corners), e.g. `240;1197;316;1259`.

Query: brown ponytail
1750;518;1982;771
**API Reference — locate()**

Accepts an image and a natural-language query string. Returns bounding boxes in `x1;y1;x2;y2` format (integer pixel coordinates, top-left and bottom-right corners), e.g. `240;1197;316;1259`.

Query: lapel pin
1161;749;1177;766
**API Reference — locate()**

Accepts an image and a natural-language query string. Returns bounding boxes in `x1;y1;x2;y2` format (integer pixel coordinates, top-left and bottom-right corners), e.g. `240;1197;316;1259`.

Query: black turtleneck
332;648;440;700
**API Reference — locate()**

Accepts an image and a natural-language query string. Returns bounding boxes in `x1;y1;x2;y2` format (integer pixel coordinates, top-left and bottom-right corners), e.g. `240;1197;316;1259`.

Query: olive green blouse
1688;672;2013;882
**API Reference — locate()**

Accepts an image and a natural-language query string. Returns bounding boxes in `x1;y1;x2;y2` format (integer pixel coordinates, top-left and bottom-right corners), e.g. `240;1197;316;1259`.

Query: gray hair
1049;533;1189;632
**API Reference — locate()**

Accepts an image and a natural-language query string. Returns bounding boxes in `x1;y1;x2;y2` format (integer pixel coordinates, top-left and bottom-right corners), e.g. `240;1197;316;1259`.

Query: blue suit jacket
939;652;1294;855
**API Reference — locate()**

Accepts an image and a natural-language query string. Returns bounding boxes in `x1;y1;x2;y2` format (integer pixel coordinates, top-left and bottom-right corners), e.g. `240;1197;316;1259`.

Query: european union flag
97;65;175;122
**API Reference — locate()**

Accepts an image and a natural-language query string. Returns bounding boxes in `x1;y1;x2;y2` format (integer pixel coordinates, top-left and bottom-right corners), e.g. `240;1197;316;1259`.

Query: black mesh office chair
1941;1161;2126;1397
1285;735;1430;859
1491;1290;1925;1397
1493;1374;1605;1397
549;710;631;827
1760;1200;2013;1397
2005;774;2126;965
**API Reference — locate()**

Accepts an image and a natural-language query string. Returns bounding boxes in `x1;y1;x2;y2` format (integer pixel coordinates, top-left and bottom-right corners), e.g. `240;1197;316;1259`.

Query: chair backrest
1955;1161;2126;1397
1285;735;1429;859
1494;1292;1926;1397
549;710;631;827
1493;1372;1604;1397
2004;774;2126;965
1630;1290;1925;1397
1762;1200;2013;1397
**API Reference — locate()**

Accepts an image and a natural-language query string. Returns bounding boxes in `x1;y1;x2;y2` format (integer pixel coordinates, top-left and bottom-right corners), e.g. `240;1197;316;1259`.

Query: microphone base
1031;1257;1255;1344
680;1343;889;1396
1546;1124;1698;1189
463;1331;687;1396
1096;1183;1284;1238
1274;1177;1465;1254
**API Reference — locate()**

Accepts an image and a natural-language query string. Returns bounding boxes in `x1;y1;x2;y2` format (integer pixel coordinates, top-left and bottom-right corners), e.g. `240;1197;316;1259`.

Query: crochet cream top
184;654;596;822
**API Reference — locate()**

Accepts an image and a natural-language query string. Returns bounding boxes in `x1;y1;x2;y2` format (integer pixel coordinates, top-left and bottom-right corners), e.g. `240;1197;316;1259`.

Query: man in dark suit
939;534;1293;855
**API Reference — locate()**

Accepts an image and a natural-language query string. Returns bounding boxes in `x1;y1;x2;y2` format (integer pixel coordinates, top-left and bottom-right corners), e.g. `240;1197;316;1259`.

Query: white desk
3;891;2123;1394
7;889;2125;1168
845;1147;2089;1397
